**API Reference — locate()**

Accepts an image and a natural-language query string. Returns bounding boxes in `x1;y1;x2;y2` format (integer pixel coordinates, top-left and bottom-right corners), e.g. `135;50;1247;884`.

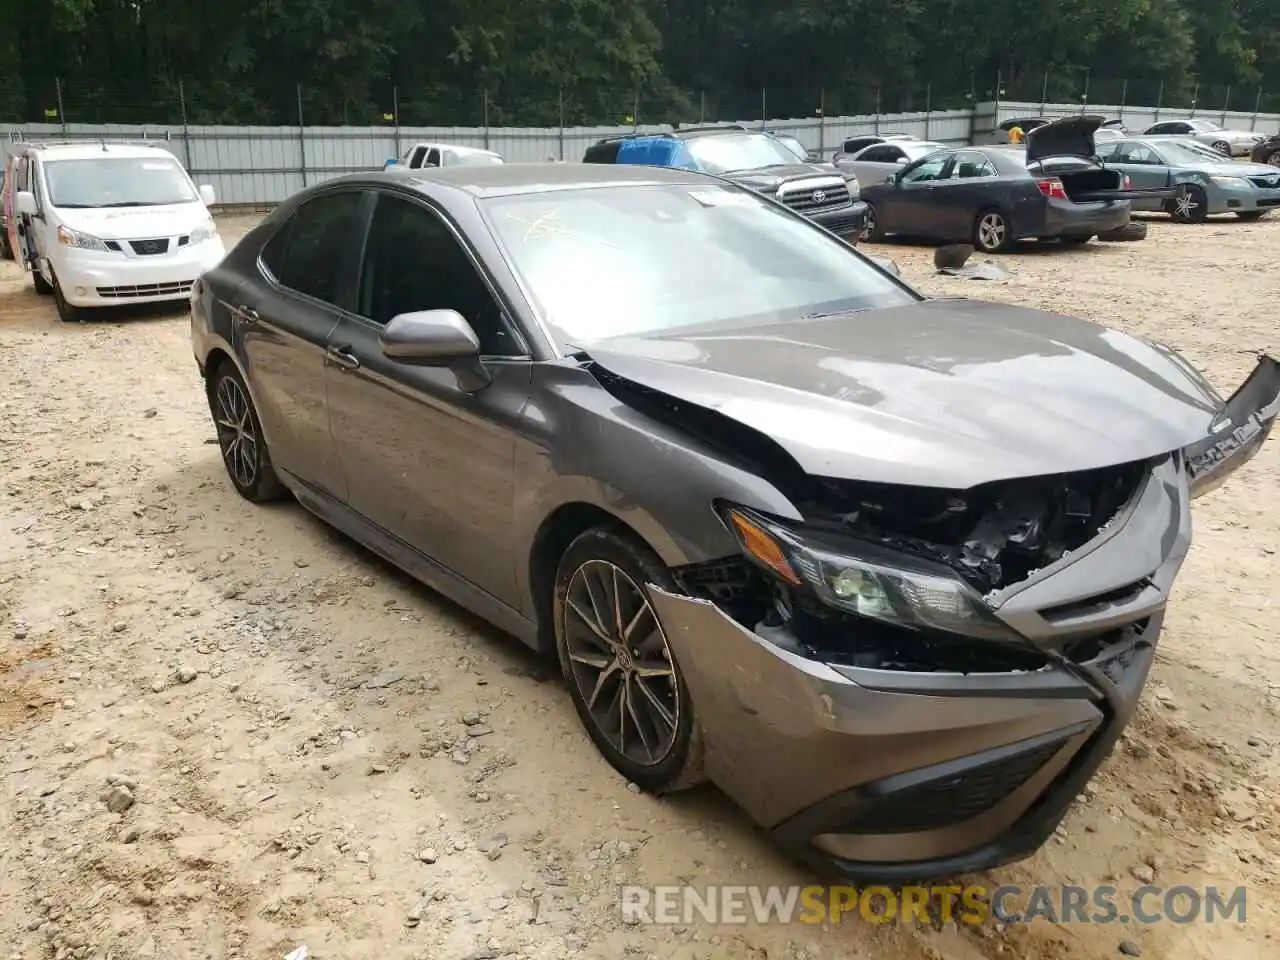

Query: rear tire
1235;210;1268;221
1267;151;1280;168
1169;185;1209;223
207;361;288;503
552;526;705;794
973;208;1013;253
1098;221;1148;242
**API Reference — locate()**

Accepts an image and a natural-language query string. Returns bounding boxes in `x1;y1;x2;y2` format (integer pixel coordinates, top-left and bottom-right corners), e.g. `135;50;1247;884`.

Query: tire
972;208;1013;253
31;262;54;295
0;233;12;261
207;361;288;503
552;526;705;794
1267;151;1280;168
53;274;82;323
1098;221;1148;242
860;203;884;242
1169;184;1209;223
1212;140;1231;156
1236;210;1268;221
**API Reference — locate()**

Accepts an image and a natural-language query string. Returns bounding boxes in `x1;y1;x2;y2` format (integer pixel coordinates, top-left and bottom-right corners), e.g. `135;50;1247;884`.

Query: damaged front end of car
612;351;1279;881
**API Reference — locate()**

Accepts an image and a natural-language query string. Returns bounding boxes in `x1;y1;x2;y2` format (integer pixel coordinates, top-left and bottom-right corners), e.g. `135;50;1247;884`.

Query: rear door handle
235;305;259;324
326;344;360;371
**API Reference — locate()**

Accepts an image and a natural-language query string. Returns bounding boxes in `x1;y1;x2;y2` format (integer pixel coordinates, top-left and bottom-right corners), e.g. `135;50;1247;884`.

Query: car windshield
482;183;916;349
684;133;803;174
43;156;198;207
775;135;807;160
1157;140;1230;165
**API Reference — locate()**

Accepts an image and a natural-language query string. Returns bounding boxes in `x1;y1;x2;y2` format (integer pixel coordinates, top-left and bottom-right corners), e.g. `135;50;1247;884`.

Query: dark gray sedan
190;162;1279;881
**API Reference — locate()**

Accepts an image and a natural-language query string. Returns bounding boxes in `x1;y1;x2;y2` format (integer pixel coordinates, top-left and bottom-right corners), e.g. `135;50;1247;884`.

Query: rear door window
858;145;903;164
948;152;997;178
261;190;364;307
408;146;427;168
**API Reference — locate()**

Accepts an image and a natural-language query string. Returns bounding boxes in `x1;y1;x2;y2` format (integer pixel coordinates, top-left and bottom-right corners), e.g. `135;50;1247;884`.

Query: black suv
583;125;869;243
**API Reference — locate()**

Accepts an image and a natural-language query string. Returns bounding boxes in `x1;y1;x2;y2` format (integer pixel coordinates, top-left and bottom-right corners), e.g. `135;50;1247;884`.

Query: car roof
23;142;179;162
409;142;500;157
377;161;712;197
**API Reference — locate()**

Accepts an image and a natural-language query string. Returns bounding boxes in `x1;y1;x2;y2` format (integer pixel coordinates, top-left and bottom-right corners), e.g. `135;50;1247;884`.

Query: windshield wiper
96;201;164;207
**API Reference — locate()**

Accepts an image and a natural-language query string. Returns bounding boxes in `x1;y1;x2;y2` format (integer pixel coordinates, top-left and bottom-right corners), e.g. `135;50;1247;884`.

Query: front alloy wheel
1170;185;1208;223
553;528;703;792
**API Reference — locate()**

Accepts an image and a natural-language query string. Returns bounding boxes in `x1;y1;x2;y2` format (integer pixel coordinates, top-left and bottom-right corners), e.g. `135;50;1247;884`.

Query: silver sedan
834;140;948;185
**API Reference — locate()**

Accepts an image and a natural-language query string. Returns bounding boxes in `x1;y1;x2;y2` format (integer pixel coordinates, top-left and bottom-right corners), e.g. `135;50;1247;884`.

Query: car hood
1024;114;1105;163
579;298;1235;489
1174;160;1280;178
725;163;842;192
54;202;210;239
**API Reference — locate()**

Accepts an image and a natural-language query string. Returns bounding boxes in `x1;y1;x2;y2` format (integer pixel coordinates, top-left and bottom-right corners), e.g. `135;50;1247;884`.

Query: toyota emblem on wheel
811;189;826;203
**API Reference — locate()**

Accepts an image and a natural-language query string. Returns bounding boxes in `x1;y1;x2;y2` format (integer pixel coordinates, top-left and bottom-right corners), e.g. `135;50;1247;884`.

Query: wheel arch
527;501;663;656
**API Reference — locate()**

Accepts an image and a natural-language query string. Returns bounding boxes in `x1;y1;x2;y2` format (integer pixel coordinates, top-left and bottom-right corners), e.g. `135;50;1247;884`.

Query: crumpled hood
54;202;210;240
1189;162;1280;179
581;298;1231;489
726;163;842;192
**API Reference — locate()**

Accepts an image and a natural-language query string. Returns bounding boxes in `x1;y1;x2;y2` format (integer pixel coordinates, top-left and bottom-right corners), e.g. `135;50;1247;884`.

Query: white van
6;141;226;321
388;142;505;170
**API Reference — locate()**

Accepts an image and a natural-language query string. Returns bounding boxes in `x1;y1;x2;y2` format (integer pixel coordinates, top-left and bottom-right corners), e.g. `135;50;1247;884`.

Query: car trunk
1054;166;1123;201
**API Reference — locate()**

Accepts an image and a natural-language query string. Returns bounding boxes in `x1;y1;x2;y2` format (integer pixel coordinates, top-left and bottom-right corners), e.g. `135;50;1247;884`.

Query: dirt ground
1;213;1278;960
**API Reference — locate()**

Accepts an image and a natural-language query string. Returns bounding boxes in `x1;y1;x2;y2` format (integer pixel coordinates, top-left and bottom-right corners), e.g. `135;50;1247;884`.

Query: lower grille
779;180;852;215
844;740;1065;835
1247;175;1280;188
96;280;194;299
129;238;170;256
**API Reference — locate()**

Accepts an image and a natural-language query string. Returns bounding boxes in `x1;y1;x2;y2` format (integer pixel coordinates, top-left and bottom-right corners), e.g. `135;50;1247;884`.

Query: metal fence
5;98;1279;209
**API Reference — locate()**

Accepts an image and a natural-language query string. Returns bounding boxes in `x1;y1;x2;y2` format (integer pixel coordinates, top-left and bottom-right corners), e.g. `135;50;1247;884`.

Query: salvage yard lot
1;213;1277;960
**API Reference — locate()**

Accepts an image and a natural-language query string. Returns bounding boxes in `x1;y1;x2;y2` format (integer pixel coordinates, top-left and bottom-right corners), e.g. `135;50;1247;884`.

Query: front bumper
649;354;1279;882
810;200;870;240
57;237;227;308
1206;178;1280;214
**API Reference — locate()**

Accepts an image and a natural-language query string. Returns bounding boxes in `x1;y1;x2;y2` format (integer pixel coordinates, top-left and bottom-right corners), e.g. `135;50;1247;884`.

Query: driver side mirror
895;157;909;165
380;309;491;391
15;190;37;216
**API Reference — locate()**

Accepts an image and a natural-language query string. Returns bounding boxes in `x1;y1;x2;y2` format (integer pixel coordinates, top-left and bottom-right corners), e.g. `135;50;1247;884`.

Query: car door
932;150;1001;239
1100;142;1170;211
880;151;953;237
323;188;530;605
236;189;364;499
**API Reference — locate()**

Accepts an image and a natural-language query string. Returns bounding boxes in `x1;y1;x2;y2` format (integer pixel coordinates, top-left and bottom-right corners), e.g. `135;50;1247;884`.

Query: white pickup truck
385;142;505;170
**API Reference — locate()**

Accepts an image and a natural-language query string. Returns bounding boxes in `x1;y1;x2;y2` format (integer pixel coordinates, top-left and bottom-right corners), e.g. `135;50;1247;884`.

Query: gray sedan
190;162;1279;882
834;139;948;184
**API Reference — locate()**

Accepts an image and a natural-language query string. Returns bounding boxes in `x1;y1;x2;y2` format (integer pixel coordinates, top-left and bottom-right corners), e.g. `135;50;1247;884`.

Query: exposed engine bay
797;461;1149;596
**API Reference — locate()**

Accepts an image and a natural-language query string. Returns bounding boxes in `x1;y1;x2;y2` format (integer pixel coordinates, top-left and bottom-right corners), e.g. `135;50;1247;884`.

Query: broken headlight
722;505;1025;644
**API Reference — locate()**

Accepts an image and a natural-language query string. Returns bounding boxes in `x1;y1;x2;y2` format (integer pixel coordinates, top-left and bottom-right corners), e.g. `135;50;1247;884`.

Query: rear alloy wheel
860;204;883;242
553;527;703;793
209;363;287;502
1212;140;1231;156
1169;184;1209;223
973;209;1012;253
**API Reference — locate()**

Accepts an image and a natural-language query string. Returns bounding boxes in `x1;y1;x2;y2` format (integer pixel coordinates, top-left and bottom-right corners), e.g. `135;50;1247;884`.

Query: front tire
1169;184;1209;223
860;203;884;242
53;274;82;323
31;262;53;296
208;362;287;502
553;526;704;793
973;208;1013;253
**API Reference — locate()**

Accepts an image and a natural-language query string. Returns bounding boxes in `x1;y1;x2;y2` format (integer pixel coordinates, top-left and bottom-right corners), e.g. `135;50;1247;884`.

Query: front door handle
326;344;361;371
235;305;259;324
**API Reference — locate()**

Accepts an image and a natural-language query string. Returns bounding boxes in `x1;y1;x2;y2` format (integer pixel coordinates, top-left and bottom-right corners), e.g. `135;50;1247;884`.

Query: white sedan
834;140;949;186
1141;119;1266;157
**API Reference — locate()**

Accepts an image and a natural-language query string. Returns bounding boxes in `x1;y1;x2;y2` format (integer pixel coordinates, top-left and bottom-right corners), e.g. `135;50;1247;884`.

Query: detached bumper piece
1183;353;1280;498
